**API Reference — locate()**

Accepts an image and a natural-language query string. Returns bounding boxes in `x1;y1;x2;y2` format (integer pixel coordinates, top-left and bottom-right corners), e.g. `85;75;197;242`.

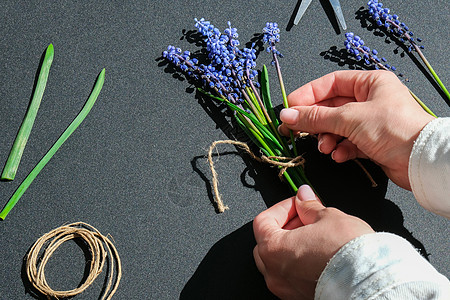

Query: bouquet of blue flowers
162;19;311;212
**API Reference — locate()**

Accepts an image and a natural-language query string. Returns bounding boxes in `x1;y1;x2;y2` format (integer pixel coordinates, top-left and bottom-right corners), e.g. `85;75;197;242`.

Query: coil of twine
25;221;122;299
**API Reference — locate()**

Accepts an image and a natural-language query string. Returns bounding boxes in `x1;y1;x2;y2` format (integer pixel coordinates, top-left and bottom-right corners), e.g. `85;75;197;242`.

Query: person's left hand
253;185;374;299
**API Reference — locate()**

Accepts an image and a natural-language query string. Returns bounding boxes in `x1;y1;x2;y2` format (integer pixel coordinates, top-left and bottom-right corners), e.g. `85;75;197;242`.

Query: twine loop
25;222;121;299
207;140;305;213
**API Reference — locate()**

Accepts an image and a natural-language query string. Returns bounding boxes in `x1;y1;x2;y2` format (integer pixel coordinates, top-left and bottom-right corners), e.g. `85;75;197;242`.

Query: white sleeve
408;117;450;219
315;232;450;300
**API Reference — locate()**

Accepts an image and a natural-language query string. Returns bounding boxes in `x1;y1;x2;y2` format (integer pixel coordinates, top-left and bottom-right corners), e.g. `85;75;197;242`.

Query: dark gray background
0;1;448;299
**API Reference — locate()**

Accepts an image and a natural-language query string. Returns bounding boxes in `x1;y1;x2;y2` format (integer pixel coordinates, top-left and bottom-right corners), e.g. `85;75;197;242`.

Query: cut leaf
0;69;105;220
1;44;54;181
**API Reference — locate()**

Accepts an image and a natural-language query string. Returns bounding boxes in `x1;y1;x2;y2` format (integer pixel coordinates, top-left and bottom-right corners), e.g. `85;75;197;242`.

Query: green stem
413;42;450;103
199;89;283;149
408;89;437;117
0;69;105;220
238;113;298;191
1;44;54;181
247;82;289;156
273;54;298;157
241;88;265;124
198;88;300;191
385;19;449;103
245;87;265;121
247;76;272;125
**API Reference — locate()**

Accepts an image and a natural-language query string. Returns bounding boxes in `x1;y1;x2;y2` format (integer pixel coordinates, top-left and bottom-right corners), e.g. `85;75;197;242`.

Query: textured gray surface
0;1;448;299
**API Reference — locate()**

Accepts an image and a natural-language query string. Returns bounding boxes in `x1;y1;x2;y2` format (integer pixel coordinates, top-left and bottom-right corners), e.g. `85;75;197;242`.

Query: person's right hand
278;70;435;190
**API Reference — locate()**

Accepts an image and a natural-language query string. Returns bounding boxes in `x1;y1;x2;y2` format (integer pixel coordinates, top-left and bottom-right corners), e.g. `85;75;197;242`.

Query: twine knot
207;140;305;213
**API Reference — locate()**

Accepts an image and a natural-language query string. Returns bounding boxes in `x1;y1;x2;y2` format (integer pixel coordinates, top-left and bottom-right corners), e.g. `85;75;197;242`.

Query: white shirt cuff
408;117;450;218
315;232;450;300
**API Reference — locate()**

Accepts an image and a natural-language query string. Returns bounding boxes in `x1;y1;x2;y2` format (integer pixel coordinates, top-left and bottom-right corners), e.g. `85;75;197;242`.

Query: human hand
278;70;435;190
253;185;374;300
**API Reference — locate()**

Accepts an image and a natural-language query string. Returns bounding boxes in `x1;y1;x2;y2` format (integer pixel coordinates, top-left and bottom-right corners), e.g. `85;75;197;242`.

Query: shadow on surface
180;221;277;300
297;136;428;257
188;92;429;251
320;45;371;70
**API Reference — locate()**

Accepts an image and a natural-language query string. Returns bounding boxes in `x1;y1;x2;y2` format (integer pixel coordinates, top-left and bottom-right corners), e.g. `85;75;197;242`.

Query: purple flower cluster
345;32;396;71
367;0;424;52
163;46;198;74
162;18;260;105
263;22;283;64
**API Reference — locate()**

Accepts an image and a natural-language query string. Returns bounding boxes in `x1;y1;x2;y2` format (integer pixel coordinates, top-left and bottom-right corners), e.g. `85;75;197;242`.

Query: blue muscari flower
164;18;276;107
367;0;424;52
344;32;397;71
196;19;264;103
263;22;283;60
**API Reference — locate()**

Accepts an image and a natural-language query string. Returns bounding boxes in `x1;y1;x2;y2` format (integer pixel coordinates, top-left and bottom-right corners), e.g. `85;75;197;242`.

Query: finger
318;133;342;154
283;215;303;230
331;139;368;162
277;124;302;138
295;185;326;225
278;123;295;137
287;70;376;107
253;245;266;275
280;104;360;136
253;197;296;244
281;71;405;136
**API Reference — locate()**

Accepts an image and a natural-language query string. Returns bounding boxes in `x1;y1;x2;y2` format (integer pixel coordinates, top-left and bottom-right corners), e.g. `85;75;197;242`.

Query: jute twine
207;140;305;213
207;139;377;213
25;222;122;299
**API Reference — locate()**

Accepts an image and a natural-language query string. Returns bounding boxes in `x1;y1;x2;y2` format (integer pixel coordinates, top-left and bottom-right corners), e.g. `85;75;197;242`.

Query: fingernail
331;150;336;161
297;185;317;201
280;108;299;124
317;139;323;153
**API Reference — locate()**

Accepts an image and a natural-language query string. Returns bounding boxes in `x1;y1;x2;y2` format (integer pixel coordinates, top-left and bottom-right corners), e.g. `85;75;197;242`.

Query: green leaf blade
0;68;105;220
261;65;279;128
1;44;54;181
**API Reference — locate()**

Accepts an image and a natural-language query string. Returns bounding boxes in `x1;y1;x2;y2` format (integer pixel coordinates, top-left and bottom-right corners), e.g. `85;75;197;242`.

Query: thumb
280;104;359;137
295;185;326;225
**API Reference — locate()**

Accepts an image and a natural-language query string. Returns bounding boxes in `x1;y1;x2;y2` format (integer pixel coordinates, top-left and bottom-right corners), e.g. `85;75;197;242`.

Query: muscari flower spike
263;22;284;64
163;19;262;105
344;32;397;71
367;1;450;103
367;0;424;52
